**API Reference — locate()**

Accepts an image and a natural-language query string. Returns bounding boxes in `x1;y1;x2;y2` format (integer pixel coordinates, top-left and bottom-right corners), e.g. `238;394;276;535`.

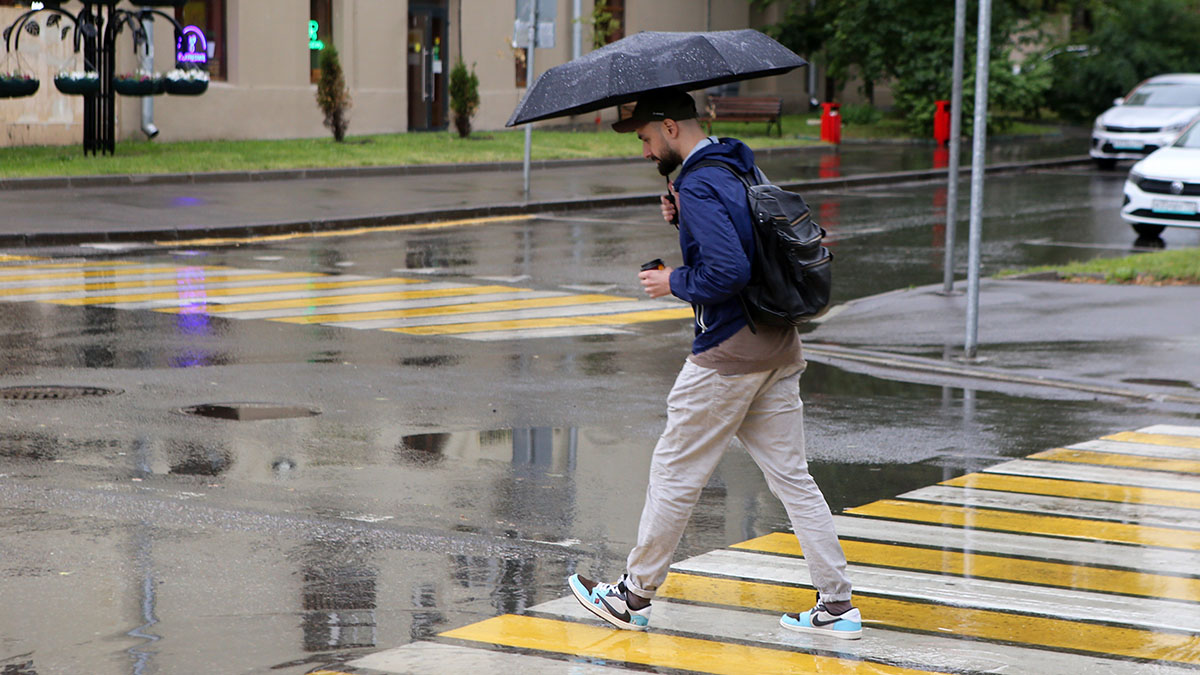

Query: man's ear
662;119;679;138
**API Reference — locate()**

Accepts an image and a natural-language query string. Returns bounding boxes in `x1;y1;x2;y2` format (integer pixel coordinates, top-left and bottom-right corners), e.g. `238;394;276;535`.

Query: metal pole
964;0;992;359
572;0;582;60
942;0;965;294
522;1;537;197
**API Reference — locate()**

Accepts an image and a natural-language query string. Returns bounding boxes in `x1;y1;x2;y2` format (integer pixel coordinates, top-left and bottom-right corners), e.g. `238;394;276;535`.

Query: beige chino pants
625;359;853;603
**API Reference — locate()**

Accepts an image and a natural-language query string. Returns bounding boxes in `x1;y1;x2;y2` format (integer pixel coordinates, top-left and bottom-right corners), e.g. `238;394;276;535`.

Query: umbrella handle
665;178;679;226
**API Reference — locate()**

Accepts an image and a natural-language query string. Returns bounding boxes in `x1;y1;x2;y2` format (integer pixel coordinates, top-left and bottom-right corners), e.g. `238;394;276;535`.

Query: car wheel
1094;158;1117;170
1133;223;1165;237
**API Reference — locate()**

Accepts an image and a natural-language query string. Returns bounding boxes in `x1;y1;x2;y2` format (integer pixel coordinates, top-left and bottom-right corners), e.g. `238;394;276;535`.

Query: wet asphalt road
2;162;1199;674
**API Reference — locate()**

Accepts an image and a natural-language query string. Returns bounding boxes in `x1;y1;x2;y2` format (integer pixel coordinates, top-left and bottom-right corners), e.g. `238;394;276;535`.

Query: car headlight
1093;117;1104;131
1128;171;1144;184
1163;121;1189;133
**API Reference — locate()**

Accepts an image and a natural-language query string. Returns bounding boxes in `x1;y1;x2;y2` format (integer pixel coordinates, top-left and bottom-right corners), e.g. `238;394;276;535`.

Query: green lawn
1001;247;1200;285
0;109;1065;179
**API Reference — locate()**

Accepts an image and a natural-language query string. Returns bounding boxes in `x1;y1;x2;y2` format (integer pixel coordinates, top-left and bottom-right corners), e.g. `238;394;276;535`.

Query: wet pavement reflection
2;163;1199;673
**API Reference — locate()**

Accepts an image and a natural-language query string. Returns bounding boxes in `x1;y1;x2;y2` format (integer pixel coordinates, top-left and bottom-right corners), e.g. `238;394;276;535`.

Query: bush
316;45;352;142
449;61;480;138
840;104;882;126
1044;0;1200;122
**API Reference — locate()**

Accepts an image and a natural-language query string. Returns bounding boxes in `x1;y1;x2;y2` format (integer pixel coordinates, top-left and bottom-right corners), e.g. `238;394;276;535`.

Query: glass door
407;3;448;131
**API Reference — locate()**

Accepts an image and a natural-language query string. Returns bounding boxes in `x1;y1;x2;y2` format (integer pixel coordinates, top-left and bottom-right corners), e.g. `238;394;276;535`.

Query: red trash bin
933;100;951;146
820;102;841;145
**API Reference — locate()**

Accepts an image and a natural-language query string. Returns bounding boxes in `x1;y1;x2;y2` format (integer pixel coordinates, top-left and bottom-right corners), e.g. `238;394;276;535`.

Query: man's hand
638;267;673;298
660;181;678;224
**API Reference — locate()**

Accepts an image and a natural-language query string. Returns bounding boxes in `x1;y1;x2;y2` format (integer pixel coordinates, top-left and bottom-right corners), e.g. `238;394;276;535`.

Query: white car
1091;73;1200;170
1122;119;1200;238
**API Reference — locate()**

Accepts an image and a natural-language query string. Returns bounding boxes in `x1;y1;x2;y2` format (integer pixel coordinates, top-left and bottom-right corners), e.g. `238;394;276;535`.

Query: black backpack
692;159;833;331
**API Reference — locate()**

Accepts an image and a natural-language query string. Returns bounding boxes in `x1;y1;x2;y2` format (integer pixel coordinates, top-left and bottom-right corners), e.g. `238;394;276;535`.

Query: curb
0;155;1092;247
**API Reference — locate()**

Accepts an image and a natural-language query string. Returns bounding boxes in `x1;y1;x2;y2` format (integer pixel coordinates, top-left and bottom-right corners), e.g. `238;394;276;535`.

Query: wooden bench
705;96;784;137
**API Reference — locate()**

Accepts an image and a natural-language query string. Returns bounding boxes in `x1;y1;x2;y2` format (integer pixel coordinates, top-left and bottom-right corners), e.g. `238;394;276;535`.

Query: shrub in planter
449;60;480;138
315;45;351;142
113;70;164;96
0;72;39;98
164;68;209;96
54;70;100;95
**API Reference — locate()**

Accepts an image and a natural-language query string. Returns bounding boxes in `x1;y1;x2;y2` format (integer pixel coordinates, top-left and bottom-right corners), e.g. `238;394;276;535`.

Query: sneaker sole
568;576;648;632
779;615;862;640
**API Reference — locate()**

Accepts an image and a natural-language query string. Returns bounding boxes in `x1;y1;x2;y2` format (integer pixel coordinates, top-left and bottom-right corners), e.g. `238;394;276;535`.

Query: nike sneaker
568;573;651;631
780;601;862;639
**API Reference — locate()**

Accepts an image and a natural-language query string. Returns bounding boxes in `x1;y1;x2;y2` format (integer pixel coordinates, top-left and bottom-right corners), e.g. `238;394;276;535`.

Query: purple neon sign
176;25;209;65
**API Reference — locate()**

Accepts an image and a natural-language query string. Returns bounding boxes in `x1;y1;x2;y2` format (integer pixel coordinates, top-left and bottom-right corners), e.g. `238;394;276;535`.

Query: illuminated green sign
309;20;324;51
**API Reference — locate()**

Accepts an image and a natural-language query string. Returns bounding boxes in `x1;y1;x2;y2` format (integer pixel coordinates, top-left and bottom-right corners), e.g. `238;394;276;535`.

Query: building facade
1;0;808;148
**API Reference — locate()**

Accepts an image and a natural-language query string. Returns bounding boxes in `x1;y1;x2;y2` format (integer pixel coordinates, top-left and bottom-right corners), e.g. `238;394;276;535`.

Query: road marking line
0;259;130;272
941;472;1200;509
151;284;527;314
0;265;237;284
386;307;693;335
985;458;1199;492
1106;431;1200;450
0;271;324;298
441;614;936;675
157;214;536;247
733;532;1200;601
456;326;634;340
1139;425;1200;439
656;572;1200;665
1069;439;1200;461
269;294;624;325
900;484;1200;530
846;499;1200;549
45;277;418;306
1030;447;1200;474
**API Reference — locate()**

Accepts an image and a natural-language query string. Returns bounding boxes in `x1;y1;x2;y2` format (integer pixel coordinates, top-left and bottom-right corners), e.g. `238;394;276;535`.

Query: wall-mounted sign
309;20;325;51
176;25;209;65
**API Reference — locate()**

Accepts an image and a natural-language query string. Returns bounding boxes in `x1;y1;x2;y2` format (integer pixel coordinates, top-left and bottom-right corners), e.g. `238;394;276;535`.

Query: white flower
56;70;99;81
165;68;210;82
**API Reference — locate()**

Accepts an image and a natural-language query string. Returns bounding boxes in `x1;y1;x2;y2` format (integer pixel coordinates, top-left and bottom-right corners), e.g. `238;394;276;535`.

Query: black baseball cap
612;89;698;133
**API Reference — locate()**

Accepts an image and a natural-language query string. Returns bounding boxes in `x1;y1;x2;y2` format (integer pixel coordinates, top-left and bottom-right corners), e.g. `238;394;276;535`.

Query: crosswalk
339;425;1200;674
0;258;692;341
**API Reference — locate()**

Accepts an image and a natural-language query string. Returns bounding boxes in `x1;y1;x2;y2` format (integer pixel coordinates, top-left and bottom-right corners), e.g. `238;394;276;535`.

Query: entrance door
407;3;448;131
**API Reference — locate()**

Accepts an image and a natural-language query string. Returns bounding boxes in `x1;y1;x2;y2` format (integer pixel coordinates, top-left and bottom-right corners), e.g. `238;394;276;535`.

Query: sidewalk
0;139;1087;246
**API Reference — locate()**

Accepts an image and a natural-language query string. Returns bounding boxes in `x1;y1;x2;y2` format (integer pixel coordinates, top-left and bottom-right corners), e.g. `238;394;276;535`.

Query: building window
310;0;332;83
176;0;226;80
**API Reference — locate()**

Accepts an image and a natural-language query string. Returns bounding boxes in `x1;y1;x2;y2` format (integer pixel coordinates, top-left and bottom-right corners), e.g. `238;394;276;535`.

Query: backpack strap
683;158;763;334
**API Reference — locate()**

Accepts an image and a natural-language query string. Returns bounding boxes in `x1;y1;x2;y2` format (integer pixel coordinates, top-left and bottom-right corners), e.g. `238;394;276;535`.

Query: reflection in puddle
300;541;378;651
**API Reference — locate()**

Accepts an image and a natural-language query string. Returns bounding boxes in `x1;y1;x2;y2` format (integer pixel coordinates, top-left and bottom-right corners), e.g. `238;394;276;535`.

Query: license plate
1152;199;1198;215
1113;140;1145;150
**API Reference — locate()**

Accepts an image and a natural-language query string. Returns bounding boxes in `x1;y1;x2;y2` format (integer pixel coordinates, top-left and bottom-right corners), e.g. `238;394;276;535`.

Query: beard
656;147;684;176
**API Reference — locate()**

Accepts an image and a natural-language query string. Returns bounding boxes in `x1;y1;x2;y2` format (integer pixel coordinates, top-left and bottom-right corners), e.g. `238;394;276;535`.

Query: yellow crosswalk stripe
0;254;43;263
441;614;935;675
152;285;526;314
0;265;229;283
387;307;694;335
846;500;1200;550
160;214;536;247
1105;431;1200;450
0;271;318;298
0;259;129;270
656;572;1200;665
270;294;633;324
1030;447;1200;474
732;532;1200;601
46;277;420;306
941;472;1200;509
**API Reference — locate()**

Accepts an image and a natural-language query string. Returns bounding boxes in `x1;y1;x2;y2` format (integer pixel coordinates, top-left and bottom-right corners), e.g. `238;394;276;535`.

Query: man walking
567;89;861;639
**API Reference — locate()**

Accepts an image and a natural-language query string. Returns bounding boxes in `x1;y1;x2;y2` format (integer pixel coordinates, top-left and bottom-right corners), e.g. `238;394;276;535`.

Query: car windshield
1124;82;1200;107
1174;122;1200;148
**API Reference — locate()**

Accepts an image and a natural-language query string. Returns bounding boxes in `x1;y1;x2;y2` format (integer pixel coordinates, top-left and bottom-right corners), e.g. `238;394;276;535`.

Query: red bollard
820;102;841;145
933;99;951;146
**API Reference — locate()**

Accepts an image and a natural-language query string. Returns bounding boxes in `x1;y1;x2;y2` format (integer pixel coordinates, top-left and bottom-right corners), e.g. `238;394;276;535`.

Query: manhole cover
0;385;122;400
180;402;321;421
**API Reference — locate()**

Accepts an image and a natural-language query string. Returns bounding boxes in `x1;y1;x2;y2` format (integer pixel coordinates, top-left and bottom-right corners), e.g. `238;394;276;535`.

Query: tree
316;45;352;142
449;61;480;138
1044;0;1200;121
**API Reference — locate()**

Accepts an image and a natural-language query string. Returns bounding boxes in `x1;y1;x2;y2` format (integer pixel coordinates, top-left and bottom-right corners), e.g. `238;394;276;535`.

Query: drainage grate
0;385;122;400
181;402;321;421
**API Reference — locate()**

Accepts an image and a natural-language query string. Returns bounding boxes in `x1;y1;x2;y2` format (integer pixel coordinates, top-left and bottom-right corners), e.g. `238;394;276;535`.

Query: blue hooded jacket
668;138;757;354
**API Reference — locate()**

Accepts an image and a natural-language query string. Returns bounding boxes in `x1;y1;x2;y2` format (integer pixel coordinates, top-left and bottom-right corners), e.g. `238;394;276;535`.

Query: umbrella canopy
506;29;806;127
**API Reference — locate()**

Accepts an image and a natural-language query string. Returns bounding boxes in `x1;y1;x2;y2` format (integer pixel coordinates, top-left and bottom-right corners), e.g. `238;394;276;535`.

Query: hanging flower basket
54;71;101;96
0;73;39;99
164;68;209;96
113;72;164;96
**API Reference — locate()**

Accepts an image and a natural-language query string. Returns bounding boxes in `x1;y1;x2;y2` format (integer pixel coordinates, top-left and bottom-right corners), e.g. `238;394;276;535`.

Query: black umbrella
506;29;806;127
